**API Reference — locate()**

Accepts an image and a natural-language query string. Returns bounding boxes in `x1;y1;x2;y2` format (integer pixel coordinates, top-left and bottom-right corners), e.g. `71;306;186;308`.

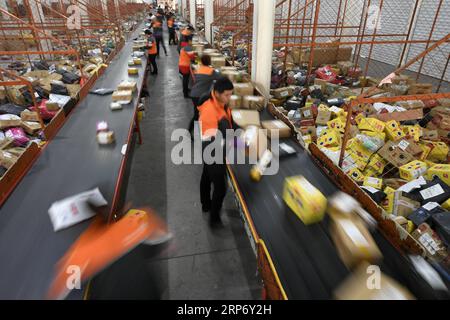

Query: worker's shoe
202;203;211;213
209;217;224;229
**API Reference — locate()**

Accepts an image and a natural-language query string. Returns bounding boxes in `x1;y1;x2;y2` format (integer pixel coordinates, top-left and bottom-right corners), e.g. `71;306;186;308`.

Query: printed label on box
398;140;410;151
420;184;445;200
422;202;440;211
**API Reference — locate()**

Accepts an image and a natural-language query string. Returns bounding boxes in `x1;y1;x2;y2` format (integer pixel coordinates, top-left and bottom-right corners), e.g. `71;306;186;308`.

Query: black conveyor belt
0;23;147;299
228;110;449;299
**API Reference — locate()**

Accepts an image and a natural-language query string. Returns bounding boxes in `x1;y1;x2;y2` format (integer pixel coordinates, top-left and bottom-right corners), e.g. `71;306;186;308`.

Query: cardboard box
300;105;313;119
242;96;266;111
127;67;139;75
261;120;291;138
228;95;242;109
117;80;137;92
283;175;327;225
408;83;432;95
426;164;450;185
427;141;449;162
272;87;293;100
211;57;227;68
358;118;385;133
330;216;382;268
378;141;414;167
327;117;346;133
442;198;450;210
403;125;422;142
0;138;14;150
133;58;142;65
317;130;341;148
399;161;428;181
231;109;260;128
334;262;414;300
20;110;40;122
421;129;439;141
393;191;421;217
347;168;365;183
384;178;409;190
45;101;60;111
412;223;448;261
21;121;41;135
112;90;133;102
385;120;406;141
382;187;396;214
97;131;115;145
222;70;242;82
363;176;383;190
300;126;317;139
368;154;387;174
233;82;254;96
376;109;423;122
396;100;425;110
0;150;18;169
0;118;22;129
316;109;332;126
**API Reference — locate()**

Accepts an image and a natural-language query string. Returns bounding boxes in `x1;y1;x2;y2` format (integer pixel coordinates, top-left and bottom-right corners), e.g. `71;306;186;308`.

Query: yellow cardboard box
363;176;383;190
368;154;387;174
358;118;385;133
347;168;365;183
128;67;139;75
317;130;341;148
427;142;449;162
442;198;450;210
363;166;379;178
403;125;422;142
283;176;327;225
419;143;432;161
426;164;450;185
385;120;406;141
361;130;386;141
327;117;346;133
399;161;428;181
381;187;396;214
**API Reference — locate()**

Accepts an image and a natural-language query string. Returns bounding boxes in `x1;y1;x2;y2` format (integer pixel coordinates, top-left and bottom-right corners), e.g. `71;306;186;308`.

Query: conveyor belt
228;109;449;299
0;22;147;299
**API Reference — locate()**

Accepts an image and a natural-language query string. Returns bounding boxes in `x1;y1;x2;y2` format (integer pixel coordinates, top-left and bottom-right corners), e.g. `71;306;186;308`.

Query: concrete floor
125;38;261;300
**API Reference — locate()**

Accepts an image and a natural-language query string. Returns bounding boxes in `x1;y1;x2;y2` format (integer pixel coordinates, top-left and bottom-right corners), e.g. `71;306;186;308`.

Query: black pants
149;54;158;74
189;97;200;132
155;37;167;56
182;72;190;97
200;163;227;221
168;29;176;45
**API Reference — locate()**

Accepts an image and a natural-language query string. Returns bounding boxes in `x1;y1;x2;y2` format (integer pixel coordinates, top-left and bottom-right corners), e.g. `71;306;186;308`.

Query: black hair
144;29;152;35
201;54;211;66
213;77;234;94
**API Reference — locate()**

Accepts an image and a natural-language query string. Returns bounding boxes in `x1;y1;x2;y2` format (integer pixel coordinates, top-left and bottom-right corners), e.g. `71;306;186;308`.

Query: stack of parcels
268;74;450;264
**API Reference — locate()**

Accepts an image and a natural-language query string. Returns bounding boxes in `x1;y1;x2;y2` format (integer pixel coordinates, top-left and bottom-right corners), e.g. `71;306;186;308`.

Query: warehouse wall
351;0;449;81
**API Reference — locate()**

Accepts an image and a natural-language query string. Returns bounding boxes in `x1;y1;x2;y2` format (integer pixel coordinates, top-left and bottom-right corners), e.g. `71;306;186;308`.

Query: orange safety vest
194;65;214;76
179;47;195;74
153;20;162;28
147;38;157;55
198;92;232;139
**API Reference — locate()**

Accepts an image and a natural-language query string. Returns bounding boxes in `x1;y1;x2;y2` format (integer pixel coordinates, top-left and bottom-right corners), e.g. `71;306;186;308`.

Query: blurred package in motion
328;192;382;268
48;208;168;299
283;175;327;225
334;262;415;300
48;188;108;231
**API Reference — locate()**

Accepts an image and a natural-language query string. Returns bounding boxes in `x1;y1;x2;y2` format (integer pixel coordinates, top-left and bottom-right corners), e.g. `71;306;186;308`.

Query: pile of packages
271;45;355;89
212;31;250;71
270;71;450;268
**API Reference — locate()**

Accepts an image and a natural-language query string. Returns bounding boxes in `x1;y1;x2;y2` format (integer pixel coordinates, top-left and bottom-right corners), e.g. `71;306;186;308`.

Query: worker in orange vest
179;38;196;98
145;29;158;75
197;77;235;228
188;54;221;133
178;26;193;53
167;17;177;45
